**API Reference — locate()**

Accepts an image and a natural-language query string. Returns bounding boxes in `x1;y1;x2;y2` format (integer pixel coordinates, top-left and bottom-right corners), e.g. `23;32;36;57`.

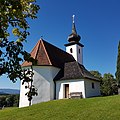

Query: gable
35;40;51;65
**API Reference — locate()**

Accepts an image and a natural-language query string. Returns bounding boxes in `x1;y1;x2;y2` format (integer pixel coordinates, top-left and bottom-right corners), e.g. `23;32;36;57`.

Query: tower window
79;49;80;54
70;48;73;53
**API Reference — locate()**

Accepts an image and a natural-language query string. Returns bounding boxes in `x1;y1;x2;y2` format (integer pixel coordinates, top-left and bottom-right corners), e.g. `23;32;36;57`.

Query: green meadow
0;95;120;120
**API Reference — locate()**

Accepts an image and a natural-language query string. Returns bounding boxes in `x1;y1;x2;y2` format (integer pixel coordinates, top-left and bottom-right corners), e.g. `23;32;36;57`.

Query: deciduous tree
0;0;40;105
90;71;118;96
90;70;102;84
90;70;102;79
101;73;118;96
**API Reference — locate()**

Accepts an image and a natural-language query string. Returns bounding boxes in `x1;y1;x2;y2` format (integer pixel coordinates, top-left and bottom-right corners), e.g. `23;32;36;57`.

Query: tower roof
68;15;81;43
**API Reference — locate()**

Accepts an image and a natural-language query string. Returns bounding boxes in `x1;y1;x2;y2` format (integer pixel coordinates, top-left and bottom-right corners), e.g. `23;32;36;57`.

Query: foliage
0;95;120;120
0;96;6;107
90;70;102;84
115;41;120;86
90;70;102;79
0;0;40;104
0;94;19;107
90;71;118;96
101;73;118;96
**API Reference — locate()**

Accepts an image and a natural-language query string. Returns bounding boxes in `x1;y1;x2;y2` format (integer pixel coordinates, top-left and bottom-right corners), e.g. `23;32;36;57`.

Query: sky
0;0;120;89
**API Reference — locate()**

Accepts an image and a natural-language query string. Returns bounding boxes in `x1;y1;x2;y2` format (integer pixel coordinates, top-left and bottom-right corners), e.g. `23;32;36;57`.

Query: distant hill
0;89;20;95
0;92;9;95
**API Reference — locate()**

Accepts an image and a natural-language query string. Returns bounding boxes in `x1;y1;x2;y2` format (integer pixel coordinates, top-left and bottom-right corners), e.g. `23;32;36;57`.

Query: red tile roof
22;39;75;68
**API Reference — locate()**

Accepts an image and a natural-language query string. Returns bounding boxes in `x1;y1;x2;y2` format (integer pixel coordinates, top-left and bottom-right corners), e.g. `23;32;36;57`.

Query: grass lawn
0;95;120;120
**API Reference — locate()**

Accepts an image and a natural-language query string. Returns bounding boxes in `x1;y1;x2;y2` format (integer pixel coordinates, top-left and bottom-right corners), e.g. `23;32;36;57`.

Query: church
19;16;100;108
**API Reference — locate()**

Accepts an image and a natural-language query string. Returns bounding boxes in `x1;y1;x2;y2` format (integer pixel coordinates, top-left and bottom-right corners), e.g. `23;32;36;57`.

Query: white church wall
49;66;60;100
77;46;83;64
66;44;83;64
56;79;85;99
19;66;31;108
84;79;100;98
19;80;30;108
32;66;50;105
19;66;60;108
32;66;60;105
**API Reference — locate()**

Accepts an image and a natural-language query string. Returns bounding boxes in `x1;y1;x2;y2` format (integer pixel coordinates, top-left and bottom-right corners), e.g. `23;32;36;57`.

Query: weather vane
72;15;75;23
41;35;43;39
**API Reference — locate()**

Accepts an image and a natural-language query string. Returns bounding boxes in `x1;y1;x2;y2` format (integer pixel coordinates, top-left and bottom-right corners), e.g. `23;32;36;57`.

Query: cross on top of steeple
72;15;75;23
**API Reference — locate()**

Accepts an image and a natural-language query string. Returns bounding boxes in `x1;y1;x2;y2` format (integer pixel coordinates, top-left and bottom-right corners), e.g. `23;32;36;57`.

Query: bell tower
64;15;84;65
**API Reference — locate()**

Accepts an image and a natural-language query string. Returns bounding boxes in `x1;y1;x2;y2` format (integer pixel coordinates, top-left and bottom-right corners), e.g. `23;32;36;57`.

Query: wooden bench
70;92;83;99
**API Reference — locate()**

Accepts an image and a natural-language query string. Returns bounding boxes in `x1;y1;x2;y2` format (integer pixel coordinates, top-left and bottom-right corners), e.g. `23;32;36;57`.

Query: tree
0;96;7;107
116;41;120;87
5;95;19;107
101;73;118;96
6;95;14;107
0;0;40;105
90;71;118;96
0;94;19;108
90;70;102;84
90;70;102;79
13;94;19;107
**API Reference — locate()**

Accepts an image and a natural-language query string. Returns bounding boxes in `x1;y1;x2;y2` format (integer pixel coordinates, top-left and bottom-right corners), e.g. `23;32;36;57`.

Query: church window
92;83;95;89
70;48;73;53
79;49;80;54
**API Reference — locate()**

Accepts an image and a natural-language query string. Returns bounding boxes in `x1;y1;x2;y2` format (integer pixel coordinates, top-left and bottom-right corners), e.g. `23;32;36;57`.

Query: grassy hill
0;95;120;120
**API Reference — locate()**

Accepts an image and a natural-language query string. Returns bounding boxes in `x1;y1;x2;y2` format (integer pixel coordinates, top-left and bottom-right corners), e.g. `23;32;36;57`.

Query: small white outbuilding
19;17;100;108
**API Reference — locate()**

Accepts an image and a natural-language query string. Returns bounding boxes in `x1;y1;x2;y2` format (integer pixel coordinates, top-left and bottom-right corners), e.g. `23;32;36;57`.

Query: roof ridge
77;62;99;81
41;40;52;65
30;40;41;59
21;40;41;66
76;62;84;77
42;39;73;57
34;40;41;59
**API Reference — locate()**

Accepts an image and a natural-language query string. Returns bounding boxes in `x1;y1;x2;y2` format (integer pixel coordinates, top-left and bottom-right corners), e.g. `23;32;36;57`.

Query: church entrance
64;84;69;98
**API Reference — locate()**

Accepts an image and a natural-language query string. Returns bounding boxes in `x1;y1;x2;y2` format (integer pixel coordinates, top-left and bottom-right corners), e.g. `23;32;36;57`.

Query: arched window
70;48;73;53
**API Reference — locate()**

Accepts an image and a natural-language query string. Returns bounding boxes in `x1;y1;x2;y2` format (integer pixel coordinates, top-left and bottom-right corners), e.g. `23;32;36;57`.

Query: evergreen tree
115;41;120;87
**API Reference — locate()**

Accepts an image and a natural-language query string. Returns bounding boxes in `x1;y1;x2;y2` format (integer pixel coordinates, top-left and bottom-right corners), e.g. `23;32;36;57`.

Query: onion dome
68;15;81;43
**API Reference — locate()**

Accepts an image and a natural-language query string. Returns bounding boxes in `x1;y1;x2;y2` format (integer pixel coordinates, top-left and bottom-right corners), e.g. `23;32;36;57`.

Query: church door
65;84;69;98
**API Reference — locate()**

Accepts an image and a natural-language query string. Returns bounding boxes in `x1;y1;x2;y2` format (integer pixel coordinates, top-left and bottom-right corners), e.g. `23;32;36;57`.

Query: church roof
54;61;99;81
22;39;99;81
22;39;75;68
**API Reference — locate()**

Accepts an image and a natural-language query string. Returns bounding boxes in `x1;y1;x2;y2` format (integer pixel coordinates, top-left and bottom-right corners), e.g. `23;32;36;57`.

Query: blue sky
0;0;120;89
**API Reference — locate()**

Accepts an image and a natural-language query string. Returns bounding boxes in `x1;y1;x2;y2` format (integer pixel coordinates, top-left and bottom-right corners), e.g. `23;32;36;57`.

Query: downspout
84;79;87;98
